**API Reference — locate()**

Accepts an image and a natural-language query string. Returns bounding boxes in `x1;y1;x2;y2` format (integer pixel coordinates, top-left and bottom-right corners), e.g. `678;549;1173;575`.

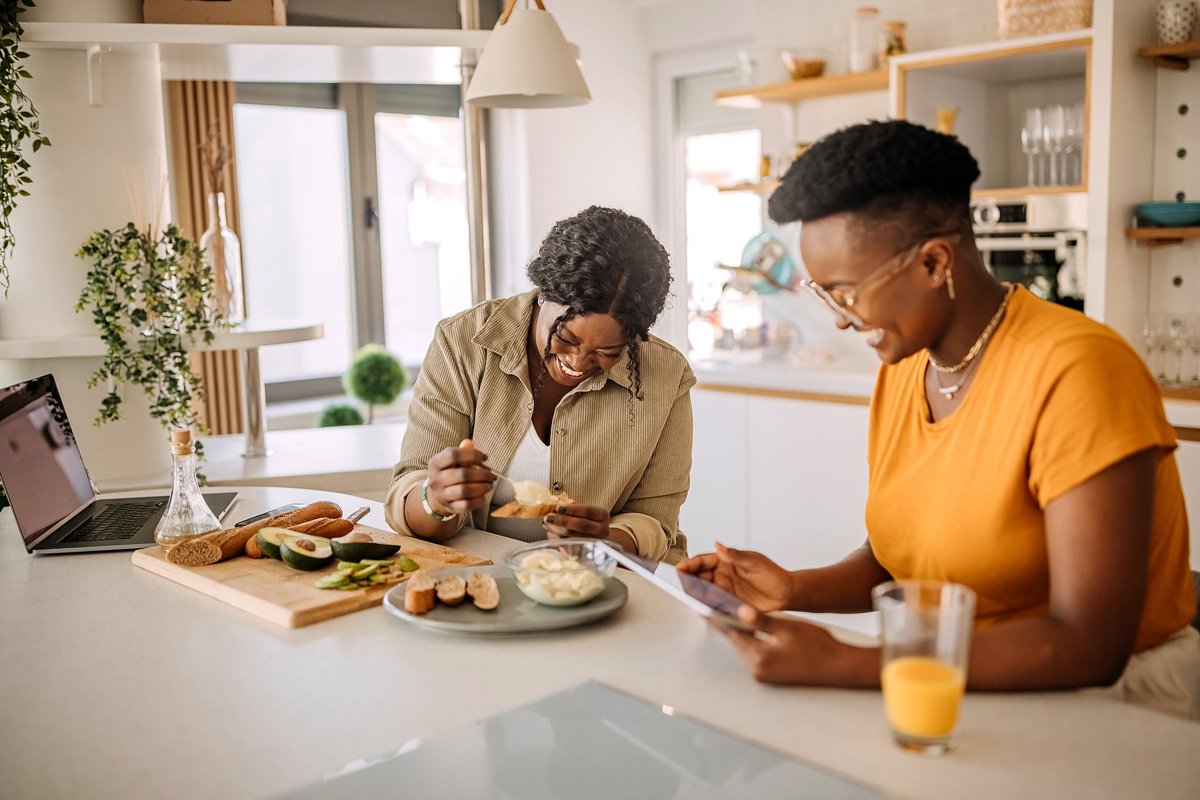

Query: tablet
598;543;772;641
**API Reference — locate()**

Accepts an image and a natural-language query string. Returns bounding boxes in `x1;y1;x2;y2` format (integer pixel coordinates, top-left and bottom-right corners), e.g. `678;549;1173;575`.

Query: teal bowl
1136;202;1200;227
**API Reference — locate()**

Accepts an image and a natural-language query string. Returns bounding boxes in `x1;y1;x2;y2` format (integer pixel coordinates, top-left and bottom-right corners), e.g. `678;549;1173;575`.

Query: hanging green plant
1;0;51;295
75;223;226;434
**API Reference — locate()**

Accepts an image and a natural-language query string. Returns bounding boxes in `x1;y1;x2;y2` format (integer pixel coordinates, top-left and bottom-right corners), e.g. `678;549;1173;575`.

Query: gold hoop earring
945;269;956;300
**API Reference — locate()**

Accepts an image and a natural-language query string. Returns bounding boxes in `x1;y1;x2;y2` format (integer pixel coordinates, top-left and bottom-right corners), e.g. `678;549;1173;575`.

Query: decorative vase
1157;0;1199;45
199;192;245;324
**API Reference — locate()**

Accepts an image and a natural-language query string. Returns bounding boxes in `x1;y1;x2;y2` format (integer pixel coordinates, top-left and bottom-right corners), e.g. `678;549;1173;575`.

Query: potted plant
1;0;51;294
318;403;364;427
345;345;407;424
74;222;227;438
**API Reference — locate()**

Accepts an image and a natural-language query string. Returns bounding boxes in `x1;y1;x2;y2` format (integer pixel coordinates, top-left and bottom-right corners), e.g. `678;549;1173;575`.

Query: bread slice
404;570;437;615
435;575;467;607
466;571;500;611
490;493;572;519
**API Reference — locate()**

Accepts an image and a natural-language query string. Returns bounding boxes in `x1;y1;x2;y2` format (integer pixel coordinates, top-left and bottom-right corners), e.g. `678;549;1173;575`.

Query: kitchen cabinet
679;389;749;556
746;395;869;569
891;31;1091;195
1172;439;1200;570
682;388;869;567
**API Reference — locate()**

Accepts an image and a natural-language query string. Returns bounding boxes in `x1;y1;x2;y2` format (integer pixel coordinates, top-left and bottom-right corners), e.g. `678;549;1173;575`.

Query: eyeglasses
799;232;961;329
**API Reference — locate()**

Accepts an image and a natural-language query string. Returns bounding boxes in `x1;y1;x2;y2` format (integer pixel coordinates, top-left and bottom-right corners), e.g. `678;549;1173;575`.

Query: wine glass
1062;103;1084;185
1041;105;1065;186
1167;315;1188;387
1020;107;1043;187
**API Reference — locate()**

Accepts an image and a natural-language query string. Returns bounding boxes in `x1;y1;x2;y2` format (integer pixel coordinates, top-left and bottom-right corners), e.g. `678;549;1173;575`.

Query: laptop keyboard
60;502;166;543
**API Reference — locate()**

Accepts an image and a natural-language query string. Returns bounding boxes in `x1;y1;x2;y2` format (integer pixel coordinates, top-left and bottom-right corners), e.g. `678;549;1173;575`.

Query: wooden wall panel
166;80;246;435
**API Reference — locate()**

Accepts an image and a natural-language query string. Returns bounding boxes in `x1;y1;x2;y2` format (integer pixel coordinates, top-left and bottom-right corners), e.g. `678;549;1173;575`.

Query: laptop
0;374;237;554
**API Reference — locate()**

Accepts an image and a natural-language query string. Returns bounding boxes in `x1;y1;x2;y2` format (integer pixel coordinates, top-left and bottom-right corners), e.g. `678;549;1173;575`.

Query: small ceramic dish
1136;202;1200;228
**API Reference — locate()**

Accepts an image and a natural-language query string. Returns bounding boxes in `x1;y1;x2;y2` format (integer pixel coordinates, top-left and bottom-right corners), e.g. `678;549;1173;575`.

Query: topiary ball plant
344;344;406;424
319;403;364;428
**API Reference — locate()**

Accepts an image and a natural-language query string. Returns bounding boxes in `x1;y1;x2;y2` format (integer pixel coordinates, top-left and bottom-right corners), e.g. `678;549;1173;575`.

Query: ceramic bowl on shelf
1136;202;1200;227
781;49;827;80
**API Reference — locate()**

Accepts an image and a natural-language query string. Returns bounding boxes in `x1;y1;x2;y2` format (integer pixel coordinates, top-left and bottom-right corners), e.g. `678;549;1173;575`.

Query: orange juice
881;656;965;738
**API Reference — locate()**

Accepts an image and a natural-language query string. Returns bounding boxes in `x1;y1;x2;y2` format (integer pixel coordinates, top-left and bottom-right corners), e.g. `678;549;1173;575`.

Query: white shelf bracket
85;43;109;107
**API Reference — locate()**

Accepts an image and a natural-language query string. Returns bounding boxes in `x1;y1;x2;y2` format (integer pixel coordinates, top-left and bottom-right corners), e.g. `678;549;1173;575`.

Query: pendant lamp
465;0;591;108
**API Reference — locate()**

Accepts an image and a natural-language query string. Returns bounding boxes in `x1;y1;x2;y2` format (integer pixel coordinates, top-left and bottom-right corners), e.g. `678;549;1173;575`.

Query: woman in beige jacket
386;206;694;564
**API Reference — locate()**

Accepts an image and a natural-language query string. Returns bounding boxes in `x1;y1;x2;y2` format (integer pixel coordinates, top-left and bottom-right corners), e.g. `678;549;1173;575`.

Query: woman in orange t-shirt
679;120;1199;718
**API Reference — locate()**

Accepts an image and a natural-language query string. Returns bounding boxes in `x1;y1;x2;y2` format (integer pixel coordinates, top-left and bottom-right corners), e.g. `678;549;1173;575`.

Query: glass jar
849;7;880;73
879;20;907;66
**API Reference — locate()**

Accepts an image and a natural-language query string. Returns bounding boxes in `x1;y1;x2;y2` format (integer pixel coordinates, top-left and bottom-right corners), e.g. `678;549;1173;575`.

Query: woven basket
997;0;1092;39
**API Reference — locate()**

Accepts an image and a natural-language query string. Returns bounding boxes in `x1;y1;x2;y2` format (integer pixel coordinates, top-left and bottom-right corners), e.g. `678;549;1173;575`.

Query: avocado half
330;538;400;562
280;534;334;571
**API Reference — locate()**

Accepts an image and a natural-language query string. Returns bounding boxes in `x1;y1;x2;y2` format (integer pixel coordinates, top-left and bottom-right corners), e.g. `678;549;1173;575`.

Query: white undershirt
488;424;552;543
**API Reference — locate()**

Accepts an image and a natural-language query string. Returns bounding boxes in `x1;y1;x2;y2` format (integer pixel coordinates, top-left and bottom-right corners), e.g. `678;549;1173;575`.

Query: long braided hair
526;206;672;411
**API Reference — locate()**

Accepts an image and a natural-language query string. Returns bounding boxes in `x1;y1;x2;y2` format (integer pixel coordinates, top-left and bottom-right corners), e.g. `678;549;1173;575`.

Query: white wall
488;1;657;301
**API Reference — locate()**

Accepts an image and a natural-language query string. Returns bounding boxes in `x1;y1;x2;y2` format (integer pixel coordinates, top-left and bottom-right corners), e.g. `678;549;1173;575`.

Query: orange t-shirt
866;287;1195;652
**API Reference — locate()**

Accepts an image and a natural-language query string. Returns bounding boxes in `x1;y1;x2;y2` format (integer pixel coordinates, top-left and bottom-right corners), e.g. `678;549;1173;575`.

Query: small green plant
319;403;364;428
75;223;225;433
1;0;51;294
345;344;406;424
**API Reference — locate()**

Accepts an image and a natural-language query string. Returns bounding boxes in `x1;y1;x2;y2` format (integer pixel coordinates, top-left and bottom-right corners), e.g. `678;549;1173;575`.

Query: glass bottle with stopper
154;430;221;549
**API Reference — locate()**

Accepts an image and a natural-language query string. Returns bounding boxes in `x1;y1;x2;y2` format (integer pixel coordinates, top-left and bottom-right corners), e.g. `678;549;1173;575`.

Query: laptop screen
0;375;95;547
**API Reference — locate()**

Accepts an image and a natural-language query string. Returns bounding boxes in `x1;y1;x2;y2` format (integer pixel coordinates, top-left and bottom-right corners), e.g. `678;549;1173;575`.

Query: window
674;69;764;360
233;83;470;400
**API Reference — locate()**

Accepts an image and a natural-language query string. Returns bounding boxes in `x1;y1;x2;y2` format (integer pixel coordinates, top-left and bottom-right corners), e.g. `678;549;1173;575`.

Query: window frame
233;81;462;403
651;45;761;350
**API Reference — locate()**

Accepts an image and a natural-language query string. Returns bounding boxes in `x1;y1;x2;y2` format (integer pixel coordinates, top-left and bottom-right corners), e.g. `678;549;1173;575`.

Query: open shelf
715;69;888;109
1126;226;1200;247
717;180;780;195
1137;41;1200;71
892;32;1091;195
0;319;324;360
20;21;488;83
972;184;1086;199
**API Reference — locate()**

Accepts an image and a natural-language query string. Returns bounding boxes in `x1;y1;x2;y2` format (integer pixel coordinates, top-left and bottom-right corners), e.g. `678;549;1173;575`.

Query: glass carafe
154;430;221;549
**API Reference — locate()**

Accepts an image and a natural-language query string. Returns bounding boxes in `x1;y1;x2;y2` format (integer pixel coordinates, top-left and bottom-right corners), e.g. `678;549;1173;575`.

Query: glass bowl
504;539;618;607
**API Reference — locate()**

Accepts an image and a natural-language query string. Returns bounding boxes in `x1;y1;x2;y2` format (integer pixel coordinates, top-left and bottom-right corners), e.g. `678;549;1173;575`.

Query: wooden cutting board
132;524;490;628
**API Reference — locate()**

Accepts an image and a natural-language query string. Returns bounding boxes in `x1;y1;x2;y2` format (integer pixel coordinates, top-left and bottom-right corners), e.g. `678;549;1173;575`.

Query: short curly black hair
526;205;672;402
768;120;980;243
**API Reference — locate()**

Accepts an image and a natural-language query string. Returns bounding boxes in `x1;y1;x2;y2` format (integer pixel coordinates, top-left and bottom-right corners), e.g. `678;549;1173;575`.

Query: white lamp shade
465;5;591;109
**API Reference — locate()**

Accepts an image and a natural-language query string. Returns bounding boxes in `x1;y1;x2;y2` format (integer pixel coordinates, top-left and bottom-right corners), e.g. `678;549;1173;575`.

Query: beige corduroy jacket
385;291;694;564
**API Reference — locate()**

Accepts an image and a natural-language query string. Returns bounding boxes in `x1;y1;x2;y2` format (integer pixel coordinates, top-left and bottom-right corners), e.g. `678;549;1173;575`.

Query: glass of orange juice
872;580;976;754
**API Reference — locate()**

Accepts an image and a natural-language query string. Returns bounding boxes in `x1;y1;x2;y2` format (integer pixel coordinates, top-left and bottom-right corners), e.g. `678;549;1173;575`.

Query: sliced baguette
466;571;500;611
404;570;437;615
435;575;467;607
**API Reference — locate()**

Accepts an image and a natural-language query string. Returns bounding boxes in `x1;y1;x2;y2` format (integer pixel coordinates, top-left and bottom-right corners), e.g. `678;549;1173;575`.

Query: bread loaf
287;517;355;538
404;570;437;615
466;571;500;611
435;575;467;606
167;501;343;566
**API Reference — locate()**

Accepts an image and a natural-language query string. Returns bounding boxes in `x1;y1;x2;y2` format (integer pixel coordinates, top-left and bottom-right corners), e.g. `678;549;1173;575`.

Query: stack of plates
1136;202;1200;227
